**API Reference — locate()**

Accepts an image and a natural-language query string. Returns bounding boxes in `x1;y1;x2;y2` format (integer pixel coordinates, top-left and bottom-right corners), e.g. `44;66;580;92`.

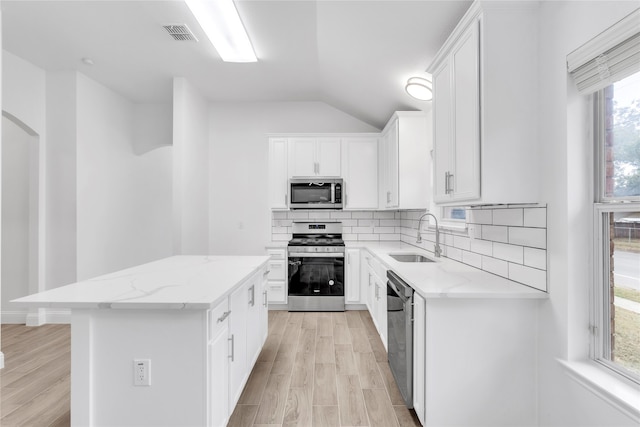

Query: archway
1;111;42;325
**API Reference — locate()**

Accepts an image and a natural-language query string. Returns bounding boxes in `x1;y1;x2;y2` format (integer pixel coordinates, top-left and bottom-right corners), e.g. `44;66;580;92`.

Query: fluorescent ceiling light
405;77;432;101
185;0;257;63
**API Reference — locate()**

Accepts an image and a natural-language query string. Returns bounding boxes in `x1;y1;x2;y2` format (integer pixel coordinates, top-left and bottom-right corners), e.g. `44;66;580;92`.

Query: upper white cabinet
288;137;341;177
268;138;289;210
432;20;480;203
342;137;379;210
428;2;541;205
379;112;430;210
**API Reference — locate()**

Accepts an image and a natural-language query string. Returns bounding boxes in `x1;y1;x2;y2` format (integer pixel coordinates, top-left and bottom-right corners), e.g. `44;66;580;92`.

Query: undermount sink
389;253;435;263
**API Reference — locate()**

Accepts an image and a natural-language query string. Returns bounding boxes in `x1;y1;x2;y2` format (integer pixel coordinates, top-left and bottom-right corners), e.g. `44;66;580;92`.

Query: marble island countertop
12;255;270;310
347;241;547;299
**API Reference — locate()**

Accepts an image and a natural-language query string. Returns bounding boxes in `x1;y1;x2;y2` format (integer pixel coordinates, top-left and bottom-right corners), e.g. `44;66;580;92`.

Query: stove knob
329;280;335;286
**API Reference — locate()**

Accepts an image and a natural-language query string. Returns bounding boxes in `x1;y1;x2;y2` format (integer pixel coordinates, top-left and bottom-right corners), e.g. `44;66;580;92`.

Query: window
593;72;640;383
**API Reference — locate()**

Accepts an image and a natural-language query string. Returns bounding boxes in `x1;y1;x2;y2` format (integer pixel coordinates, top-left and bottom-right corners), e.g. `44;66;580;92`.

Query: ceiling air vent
163;24;198;42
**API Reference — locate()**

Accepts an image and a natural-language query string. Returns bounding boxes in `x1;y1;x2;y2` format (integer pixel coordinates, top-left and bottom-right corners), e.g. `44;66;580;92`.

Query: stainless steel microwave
289;178;343;209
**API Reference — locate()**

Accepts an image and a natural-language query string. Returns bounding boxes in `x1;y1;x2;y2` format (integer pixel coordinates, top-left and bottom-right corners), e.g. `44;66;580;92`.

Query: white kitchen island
12;255;270;427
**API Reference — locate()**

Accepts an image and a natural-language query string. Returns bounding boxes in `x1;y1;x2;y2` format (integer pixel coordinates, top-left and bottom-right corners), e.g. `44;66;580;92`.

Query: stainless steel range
287;221;345;311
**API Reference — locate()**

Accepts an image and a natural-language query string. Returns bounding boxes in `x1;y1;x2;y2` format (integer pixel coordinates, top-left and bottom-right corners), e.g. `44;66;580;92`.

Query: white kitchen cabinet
268;138;289;209
246;270;268;368
361;250;388;350
345;248;362;304
342;137;379;210
228;282;249;411
379;112;430;210
266;248;287;305
413;291;426;426
432;20;480;203
428;2;541;205
288;137;341;177
208;299;231;427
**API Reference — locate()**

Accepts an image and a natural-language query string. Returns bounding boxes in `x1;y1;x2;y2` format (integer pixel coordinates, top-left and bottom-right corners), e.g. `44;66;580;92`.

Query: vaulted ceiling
2;0;472;129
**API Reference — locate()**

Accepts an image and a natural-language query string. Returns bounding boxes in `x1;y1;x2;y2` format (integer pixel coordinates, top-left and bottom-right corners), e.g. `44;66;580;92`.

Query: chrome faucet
417;212;442;257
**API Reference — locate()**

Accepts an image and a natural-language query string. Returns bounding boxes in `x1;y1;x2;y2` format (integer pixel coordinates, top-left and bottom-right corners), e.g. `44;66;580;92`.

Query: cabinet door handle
228;334;235;361
386;191;391;203
445;172;451;194
217;310;231;323
448;172;454;194
249;285;255;306
263;290;268;307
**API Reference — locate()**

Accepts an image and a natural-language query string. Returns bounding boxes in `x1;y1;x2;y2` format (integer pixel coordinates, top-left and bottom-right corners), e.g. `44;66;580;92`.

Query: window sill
558;359;640;422
437;221;468;233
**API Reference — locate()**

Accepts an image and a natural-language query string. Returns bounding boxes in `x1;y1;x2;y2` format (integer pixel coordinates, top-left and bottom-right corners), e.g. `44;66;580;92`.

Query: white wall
208;101;379;255
173;77;209;255
76;74;172;280
1;117;34;315
537;2;639;426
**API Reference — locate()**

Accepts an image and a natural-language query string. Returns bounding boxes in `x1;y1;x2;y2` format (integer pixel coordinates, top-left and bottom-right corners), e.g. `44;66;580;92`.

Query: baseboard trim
2;309;71;325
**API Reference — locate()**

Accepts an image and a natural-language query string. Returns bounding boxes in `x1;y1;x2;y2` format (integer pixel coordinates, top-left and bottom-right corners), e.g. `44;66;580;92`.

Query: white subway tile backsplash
358;234;380;241
524;208;546;228
374;227;397;234
492;208;523;226
493;242;524;264
272;234;292;241
353;226;374;233
352;211;374;219
470;239;492;256
482;256;509;277
462;251;482;269
509;227;546;249
330;211;352;219
311;211;331;219
379;234;401;241
445;246;463;262
453;235;471;251
468;209;492;225
524;247;547;269
271;205;547;292
508;263;546;291
482;225;509;243
374;211;397;219
288;211;309;219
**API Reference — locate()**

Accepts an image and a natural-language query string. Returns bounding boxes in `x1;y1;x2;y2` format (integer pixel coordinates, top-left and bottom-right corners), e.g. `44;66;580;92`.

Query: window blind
567;8;640;94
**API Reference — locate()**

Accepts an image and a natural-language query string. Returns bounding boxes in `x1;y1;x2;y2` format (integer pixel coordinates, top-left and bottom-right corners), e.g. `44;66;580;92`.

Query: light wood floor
0;323;71;426
0;311;420;427
229;310;421;427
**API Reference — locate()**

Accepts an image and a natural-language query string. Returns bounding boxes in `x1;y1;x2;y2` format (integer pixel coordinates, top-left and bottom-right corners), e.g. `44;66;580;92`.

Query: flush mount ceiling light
405;77;433;101
185;0;257;63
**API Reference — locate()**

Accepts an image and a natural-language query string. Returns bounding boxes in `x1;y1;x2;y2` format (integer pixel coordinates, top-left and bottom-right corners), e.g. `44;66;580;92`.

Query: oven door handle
288;252;345;258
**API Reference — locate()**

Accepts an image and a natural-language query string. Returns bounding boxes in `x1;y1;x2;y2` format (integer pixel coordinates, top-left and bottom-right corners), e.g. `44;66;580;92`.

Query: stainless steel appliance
387;270;414;407
287;221;345;311
289;178;343;210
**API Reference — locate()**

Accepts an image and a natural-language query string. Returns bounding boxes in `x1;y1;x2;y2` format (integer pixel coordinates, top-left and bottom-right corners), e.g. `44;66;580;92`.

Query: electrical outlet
133;359;151;386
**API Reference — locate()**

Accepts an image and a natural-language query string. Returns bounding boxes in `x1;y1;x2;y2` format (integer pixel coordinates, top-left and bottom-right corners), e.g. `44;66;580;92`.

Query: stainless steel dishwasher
387;270;414;408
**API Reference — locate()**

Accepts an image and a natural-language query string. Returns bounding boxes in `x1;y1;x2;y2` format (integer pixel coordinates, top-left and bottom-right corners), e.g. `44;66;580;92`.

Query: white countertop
11;255;270;310
347;241;546;299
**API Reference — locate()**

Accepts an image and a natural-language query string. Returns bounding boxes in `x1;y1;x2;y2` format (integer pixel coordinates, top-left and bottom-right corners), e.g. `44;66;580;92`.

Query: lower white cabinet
361;249;388;350
208;300;231;427
208;266;269;425
345;248;362;304
266;248;287;305
413;291;426;425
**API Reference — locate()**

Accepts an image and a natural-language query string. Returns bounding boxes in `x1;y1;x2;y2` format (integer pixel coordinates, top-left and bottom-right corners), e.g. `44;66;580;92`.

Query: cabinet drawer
208;298;230;342
268;261;285;281
267;281;286;304
267;249;286;260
